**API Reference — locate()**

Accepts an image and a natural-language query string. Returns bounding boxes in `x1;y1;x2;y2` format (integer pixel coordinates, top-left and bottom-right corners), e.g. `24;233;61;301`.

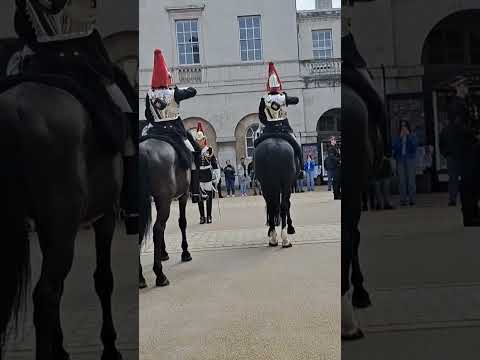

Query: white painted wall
139;0;341;149
298;10;341;60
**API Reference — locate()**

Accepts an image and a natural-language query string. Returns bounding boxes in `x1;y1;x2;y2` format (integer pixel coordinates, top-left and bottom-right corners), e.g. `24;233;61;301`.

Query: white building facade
139;0;341;169
350;0;480;188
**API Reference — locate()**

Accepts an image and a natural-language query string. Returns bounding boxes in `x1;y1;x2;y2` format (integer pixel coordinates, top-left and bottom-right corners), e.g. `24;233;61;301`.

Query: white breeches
184;139;195;151
200;181;214;192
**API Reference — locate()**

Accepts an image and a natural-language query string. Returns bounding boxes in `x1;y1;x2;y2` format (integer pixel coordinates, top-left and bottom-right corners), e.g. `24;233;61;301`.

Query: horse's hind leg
159;227;169;261
33;211;79;360
280;193;292;248
93;211;123;360
178;194;192;262
351;219;371;308
287;201;295;235
265;194;278;247
152;197;171;287
139;236;146;289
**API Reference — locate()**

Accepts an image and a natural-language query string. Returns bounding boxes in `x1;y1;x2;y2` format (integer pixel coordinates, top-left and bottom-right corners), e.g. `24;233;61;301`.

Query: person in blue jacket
304;154;316;191
392;120;418;206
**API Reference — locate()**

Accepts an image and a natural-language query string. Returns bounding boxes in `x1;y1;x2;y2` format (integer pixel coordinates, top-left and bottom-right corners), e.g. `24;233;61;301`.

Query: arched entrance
104;31;139;91
183;117;218;155
316;108;341;183
234;113;261;163
421;10;480;187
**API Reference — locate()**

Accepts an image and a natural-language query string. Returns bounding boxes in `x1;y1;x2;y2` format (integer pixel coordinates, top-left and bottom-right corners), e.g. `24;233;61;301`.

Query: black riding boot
289;134;304;179
122;154;139;234
206;191;213;223
198;198;206;224
121;113;139;235
191;151;201;203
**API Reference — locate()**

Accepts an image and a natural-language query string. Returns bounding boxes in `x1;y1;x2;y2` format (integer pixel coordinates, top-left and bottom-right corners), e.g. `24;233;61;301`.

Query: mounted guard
257;62;304;178
141;49;202;202
9;0;140;234
195;122;220;224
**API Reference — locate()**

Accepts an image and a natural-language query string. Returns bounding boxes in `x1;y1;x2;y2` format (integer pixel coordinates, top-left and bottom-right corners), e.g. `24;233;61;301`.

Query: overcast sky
297;0;341;10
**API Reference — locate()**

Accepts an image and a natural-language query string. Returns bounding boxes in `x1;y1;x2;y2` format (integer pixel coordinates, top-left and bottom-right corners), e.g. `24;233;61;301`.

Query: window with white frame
238;15;262;62
312;29;333;59
245;124;261;158
176;19;200;65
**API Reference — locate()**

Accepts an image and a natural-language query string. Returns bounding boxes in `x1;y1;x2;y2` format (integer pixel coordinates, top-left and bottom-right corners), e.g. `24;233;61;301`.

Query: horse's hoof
341;328;364;341
281;229;291;248
181;252;192;262
101;349;123;360
268;229;278;246
159;252;170;261
156;275;170;287
53;349;70;360
139;278;147;289
287;226;295;235
352;287;372;309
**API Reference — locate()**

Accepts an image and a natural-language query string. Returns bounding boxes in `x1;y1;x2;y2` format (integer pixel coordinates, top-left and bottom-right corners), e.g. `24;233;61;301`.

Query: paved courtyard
343;193;480;360
140;188;340;360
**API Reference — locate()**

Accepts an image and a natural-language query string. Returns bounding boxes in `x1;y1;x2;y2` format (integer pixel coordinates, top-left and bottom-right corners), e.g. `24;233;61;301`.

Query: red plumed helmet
266;62;282;92
151;49;171;88
195;122;207;142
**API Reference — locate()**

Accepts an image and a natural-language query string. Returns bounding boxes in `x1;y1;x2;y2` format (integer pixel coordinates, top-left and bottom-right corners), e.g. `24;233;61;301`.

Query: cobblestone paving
140;188;340;360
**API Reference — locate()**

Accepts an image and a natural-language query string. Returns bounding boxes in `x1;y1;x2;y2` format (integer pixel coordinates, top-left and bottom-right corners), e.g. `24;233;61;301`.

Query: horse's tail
139;151;152;244
0;104;31;350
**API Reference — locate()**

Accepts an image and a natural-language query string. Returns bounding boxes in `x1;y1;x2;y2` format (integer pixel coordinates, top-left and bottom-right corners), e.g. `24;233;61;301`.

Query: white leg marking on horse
341;292;360;335
269;229;278;246
281;228;291;248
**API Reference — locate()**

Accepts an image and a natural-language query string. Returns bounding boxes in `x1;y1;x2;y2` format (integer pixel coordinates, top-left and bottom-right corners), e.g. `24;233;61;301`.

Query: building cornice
165;4;205;13
297;9;341;21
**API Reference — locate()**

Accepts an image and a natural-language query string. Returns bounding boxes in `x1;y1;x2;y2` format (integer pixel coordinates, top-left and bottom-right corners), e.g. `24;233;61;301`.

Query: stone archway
421;9;480;188
317;108;341;137
422;10;480;66
103;31;139;90
234;113;261;163
316;108;341;178
183;117;218;155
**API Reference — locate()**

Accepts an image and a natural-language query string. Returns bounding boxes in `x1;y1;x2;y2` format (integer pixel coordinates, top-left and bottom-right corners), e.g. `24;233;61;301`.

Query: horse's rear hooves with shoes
156;275;170;287
159;251;170;261
181;251;192;262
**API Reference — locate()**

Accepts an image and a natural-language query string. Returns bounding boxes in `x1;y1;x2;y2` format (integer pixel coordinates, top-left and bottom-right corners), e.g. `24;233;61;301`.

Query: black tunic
144;87;200;152
258;92;299;133
199;149;218;183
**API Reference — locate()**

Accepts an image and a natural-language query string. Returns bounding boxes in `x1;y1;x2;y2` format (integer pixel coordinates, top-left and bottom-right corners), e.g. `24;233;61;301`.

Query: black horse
255;138;296;248
342;83;380;339
0;81;127;359
139;139;192;288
